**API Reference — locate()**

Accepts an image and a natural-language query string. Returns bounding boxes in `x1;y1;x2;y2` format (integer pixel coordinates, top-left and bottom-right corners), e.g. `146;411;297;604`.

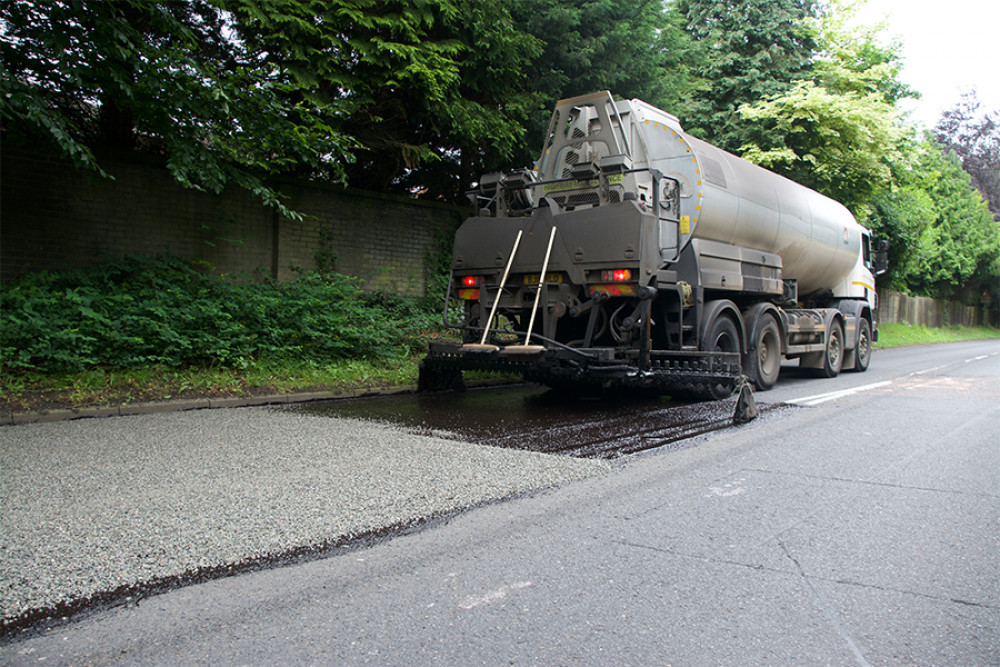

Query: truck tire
751;314;781;390
810;319;844;378
851;317;872;372
705;314;740;399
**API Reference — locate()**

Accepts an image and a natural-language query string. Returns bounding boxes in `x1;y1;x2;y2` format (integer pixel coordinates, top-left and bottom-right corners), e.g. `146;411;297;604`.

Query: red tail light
601;269;632;282
457;276;480;300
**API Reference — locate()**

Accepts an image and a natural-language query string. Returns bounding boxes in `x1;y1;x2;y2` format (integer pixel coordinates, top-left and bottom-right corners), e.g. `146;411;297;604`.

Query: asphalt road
3;340;999;665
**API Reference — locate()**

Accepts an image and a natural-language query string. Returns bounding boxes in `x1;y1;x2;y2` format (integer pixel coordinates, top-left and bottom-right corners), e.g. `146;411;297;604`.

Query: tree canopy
1;0;701;202
738;80;906;214
734;0;914;214
673;0;818;151
226;0;531;200
900;144;999;299
934;91;1000;222
1;0;353;216
2;0;997;302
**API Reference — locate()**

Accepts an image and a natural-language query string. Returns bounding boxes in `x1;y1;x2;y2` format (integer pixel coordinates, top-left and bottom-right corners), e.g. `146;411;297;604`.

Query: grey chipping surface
0;407;609;621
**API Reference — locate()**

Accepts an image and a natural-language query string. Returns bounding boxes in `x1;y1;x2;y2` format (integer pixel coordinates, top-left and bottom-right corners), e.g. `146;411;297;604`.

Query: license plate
524;273;562;285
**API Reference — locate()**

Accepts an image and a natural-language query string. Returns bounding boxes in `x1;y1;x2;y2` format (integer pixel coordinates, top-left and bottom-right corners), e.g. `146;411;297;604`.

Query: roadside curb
4;385;418;427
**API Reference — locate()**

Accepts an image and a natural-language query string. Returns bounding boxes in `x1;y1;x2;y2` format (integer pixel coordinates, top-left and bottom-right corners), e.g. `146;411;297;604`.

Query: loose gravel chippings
0;407;608;622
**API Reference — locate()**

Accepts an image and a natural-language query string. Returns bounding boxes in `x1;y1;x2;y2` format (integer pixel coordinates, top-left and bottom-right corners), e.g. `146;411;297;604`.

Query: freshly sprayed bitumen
0;404;607;632
300;384;765;458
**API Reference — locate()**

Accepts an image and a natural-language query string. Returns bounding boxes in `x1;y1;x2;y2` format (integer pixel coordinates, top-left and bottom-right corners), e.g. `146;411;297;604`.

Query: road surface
3;341;998;665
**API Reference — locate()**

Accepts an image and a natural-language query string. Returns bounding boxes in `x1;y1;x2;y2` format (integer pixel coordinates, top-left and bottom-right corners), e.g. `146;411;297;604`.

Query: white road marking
459;581;532;610
792;349;999;405
707;484;746;498
912;365;947;375
707;477;747;498
789;381;892;407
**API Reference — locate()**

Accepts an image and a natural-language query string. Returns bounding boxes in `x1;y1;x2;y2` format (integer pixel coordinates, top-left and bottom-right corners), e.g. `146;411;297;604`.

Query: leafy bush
1;255;441;373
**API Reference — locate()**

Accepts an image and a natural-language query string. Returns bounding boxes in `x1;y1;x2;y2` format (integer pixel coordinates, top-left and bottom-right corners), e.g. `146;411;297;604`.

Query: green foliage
2;0;992;308
0;0;705;203
508;0;706;167
314;227;338;276
229;0;543;199
811;0;916;106
727;1;997;303
901;144;1000;299
934;91;1000;221
517;1;700;105
232;0;702;199
0;255;440;374
866;187;935;290
422;226;456;309
230;0;467;193
1;0;353;218
738;80;906;212
392;0;545;199
734;0;916;213
675;0;818;150
0;358;424;411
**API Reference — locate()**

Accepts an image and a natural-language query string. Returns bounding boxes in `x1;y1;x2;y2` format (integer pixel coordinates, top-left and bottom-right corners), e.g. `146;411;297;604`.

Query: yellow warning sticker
680;216;691;235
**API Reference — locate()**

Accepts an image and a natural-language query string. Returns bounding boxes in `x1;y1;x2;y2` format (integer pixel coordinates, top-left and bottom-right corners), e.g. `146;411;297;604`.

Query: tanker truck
420;91;887;399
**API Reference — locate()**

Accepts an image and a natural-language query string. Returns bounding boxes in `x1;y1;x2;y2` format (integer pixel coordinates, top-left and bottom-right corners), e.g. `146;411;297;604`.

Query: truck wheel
810;319;844;378
751;314;781;390
705;314;740;399
851;318;872;372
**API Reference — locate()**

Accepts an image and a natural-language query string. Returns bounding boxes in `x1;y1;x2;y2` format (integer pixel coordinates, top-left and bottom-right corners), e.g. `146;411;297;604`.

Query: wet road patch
294;385;779;459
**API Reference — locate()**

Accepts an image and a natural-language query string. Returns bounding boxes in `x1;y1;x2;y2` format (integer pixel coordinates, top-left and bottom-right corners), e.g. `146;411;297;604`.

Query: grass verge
0;358;423;415
875;322;1000;348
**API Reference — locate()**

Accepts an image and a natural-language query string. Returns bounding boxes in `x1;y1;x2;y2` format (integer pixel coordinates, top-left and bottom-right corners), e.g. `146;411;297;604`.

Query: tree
512;0;699;106
866;184;934;291
674;0;818;151
1;0;352;216
651;7;712;114
735;0;915;214
934;91;1000;221
228;0;461;192
811;0;915;106
2;1;706;204
902;142;1000;300
232;0;543;200
396;0;544;199
503;0;705;168
738;81;906;213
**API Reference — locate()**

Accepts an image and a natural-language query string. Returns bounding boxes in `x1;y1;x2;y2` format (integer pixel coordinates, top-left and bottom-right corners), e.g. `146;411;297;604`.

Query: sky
856;0;1000;128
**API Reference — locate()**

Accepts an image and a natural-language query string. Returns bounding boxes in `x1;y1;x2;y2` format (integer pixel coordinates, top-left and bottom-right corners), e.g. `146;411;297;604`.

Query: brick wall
1;148;464;295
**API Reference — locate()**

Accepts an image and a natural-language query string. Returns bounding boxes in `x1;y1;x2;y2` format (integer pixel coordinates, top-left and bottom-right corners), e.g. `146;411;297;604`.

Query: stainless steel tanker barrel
630;100;863;296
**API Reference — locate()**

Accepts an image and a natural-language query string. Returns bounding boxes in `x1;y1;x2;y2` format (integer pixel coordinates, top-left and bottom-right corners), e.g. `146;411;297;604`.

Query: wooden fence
878;289;995;328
